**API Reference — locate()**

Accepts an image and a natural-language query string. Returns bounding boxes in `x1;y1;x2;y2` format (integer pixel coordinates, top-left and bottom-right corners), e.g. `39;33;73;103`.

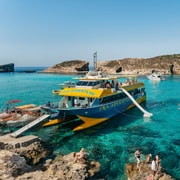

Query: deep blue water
15;66;47;72
0;69;180;180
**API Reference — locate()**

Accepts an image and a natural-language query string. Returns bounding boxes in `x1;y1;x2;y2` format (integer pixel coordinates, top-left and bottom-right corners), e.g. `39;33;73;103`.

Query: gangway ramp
10;114;50;138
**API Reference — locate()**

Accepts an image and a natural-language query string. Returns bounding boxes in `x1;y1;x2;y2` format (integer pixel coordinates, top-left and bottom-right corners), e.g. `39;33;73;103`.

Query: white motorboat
147;71;164;81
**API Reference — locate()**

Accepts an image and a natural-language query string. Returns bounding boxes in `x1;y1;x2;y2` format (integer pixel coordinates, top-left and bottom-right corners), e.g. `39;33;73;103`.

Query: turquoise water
0;71;180;180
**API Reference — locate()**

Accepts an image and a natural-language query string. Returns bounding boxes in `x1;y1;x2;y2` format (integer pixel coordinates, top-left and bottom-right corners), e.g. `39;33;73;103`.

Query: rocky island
43;54;180;75
43;60;89;74
0;63;14;72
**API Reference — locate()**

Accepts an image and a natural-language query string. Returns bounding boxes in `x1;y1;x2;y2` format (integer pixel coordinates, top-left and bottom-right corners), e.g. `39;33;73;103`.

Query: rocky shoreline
0;135;100;180
0;134;175;180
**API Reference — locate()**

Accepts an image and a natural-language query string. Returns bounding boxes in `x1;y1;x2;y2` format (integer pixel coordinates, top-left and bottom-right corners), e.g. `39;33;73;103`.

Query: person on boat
74;99;79;107
111;80;114;88
115;82;119;91
119;82;123;87
46;101;51;107
74;148;88;163
134;149;141;168
105;81;111;88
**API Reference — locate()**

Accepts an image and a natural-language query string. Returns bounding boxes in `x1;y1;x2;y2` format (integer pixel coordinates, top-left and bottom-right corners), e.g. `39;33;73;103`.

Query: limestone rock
0;150;100;180
43;60;89;74
0;150;30;179
0;63;14;72
126;162;174;180
97;54;180;75
0;139;48;165
44;152;101;180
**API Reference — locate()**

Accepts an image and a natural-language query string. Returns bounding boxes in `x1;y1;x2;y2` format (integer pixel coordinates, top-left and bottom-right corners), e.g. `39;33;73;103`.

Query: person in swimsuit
74;148;87;163
134;149;141;168
155;154;161;172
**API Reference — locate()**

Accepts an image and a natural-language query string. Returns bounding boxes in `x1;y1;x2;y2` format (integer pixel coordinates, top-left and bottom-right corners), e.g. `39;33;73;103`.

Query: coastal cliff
43;60;89;74
97;54;180;75
0;63;14;72
43;54;180;75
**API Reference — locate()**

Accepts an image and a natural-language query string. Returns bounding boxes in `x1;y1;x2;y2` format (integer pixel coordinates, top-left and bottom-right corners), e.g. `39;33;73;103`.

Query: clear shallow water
0;71;180;180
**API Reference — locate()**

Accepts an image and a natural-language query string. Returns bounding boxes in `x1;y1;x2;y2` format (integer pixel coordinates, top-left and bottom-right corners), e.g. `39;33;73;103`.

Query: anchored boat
42;71;152;131
147;70;165;81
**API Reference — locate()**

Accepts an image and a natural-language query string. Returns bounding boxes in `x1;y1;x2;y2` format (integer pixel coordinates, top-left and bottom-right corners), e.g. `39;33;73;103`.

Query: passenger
74;99;78;107
105;81;111;88
46;101;51;107
134;149;141;168
115;82;119;91
126;79;130;84
111;80;114;88
74;148;88;163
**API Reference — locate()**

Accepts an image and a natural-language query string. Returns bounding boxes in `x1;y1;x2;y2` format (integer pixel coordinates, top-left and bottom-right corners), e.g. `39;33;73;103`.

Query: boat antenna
93;52;97;71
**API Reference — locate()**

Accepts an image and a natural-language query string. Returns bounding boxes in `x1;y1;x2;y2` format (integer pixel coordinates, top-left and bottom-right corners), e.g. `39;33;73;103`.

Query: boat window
79;97;85;100
87;82;94;86
77;81;86;86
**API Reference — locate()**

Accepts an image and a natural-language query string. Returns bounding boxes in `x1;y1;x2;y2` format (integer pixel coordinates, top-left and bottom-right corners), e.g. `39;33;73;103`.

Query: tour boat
42;71;152;131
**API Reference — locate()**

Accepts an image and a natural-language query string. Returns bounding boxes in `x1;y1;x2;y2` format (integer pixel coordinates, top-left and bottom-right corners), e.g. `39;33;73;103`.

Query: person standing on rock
134;149;141;168
145;154;152;164
155;154;161;172
151;157;157;179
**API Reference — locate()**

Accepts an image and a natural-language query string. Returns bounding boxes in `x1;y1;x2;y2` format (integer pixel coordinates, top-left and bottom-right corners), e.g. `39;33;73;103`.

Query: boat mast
93;52;97;71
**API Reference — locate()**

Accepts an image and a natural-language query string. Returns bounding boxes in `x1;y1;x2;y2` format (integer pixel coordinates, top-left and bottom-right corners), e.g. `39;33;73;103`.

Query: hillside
43;54;180;75
43;60;89;74
97;54;180;75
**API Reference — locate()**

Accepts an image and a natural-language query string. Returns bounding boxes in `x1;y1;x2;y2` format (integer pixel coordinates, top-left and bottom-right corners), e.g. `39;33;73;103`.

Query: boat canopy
59;87;113;98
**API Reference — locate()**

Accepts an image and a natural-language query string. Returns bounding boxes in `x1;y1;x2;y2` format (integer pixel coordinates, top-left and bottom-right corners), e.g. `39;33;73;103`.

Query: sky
0;0;180;67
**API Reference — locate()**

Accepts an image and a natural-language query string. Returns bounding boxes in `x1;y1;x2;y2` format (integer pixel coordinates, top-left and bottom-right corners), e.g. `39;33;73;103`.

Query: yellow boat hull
73;116;108;131
42;119;63;127
73;96;146;131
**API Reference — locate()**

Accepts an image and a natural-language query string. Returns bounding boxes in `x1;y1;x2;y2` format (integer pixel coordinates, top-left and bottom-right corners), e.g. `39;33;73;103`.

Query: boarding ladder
10;114;50;138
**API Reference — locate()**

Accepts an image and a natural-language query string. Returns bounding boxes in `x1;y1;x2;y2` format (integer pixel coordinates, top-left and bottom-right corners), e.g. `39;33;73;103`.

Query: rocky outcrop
126;162;174;180
0;150;100;180
0;63;14;72
0;140;48;165
43;60;89;74
97;54;180;75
